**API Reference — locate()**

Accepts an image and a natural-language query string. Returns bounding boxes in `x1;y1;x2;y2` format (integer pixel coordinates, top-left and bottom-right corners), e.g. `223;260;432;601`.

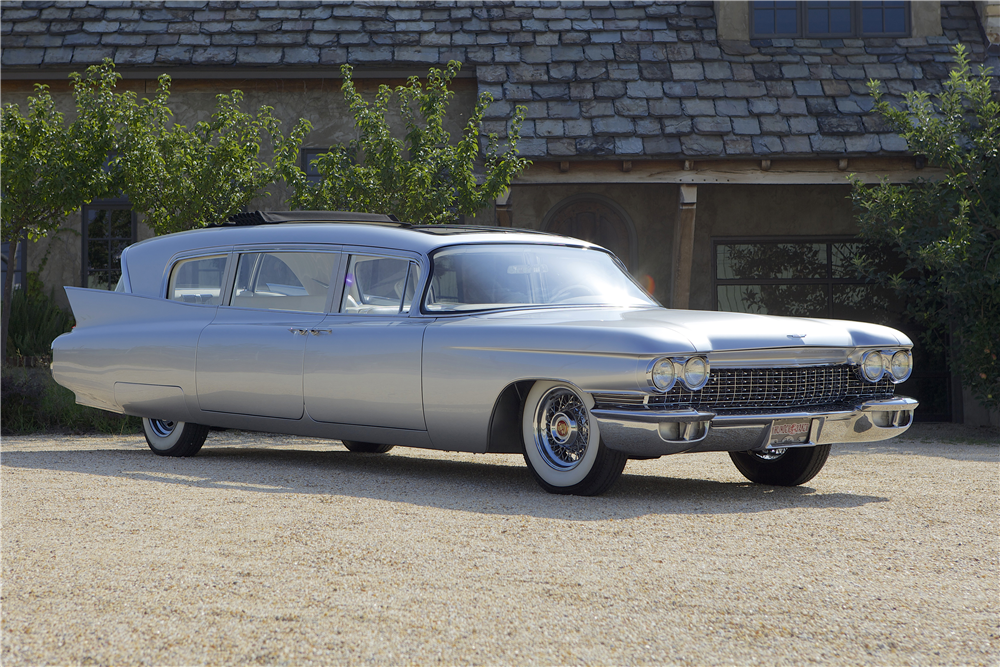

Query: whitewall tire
521;381;627;495
142;418;209;457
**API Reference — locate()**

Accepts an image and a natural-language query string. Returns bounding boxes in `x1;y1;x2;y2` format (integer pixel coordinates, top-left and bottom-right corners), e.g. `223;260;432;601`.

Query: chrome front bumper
593;397;918;457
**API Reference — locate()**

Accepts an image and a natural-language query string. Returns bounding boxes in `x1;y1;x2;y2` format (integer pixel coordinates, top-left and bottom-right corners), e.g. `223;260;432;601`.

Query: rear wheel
342;441;394;454
729;445;831;486
142;418;209;457
521;381;627;496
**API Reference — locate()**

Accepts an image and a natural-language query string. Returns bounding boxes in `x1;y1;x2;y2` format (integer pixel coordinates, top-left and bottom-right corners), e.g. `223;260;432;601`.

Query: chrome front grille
594;364;895;413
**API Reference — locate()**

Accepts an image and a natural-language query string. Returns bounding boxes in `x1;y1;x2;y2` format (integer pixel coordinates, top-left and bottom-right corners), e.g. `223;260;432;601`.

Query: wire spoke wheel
533;387;591;471
521;381;627;496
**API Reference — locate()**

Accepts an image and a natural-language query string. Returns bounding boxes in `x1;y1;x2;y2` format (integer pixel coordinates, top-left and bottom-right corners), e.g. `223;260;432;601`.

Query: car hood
460;306;911;353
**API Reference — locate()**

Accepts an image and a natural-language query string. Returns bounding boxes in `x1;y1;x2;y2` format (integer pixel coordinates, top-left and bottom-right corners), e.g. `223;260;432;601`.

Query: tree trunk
2;236;21;364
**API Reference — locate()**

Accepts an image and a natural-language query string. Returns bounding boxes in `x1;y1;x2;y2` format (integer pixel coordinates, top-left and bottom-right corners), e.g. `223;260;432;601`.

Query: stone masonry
2;1;997;160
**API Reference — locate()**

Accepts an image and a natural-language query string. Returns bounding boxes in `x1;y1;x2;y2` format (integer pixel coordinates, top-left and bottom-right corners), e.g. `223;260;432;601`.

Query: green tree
112;75;312;235
281;61;529;224
1;63;124;362
851;45;999;409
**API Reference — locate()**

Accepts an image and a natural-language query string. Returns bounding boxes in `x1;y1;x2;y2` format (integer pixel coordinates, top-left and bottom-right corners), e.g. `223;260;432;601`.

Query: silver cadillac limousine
51;211;917;495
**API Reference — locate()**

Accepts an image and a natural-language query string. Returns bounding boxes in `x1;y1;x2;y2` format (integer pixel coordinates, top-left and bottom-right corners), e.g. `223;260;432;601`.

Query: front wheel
521;381;627;496
729;444;831;486
142;418;209;457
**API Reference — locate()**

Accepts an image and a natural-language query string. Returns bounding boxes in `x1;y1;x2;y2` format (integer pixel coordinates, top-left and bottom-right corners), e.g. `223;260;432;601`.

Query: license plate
770;419;811;445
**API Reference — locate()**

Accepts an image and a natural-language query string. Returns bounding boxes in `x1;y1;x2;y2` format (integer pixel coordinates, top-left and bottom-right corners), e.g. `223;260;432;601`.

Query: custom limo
51;211;917;495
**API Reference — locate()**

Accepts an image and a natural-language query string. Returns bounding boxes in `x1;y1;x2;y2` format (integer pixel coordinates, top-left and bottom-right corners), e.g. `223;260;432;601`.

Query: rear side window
229;251;338;313
168;255;228;305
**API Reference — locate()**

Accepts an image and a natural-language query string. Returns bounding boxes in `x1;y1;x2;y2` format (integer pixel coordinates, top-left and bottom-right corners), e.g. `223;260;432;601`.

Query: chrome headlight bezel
861;350;886;382
683;356;710;391
889;349;913;383
648;357;677;392
858;349;913;384
647;356;710;392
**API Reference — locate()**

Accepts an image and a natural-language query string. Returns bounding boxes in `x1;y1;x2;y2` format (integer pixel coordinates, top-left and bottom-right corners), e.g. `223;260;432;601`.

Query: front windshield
425;244;657;312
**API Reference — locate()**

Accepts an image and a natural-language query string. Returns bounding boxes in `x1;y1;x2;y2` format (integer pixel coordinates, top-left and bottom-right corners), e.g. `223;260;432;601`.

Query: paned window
807;1;853;36
751;1;908;38
752;1;799;36
82;205;136;290
301;148;326;183
713;237;951;421
861;0;908;34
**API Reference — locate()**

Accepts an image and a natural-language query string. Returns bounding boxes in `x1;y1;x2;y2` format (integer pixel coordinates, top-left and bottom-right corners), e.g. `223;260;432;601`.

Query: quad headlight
647;356;710;392
683;357;710;390
889;350;913;382
861;350;885;382
650;357;676;391
859;349;913;383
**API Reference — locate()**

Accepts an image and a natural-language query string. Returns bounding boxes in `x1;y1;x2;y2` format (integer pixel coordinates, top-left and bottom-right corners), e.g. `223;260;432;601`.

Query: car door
196;248;342;419
304;250;429;430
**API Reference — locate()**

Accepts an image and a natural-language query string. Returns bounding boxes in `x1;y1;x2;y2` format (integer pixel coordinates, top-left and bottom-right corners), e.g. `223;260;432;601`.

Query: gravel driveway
2;424;997;666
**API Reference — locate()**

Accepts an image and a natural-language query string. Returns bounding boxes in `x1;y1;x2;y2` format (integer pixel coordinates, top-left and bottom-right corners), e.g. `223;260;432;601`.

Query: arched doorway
542;195;638;270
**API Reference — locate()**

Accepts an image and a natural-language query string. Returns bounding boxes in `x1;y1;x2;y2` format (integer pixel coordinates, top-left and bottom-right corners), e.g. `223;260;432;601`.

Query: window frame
301;148;327;183
332;246;427;318
211;245;344;314
81;202;137;291
166;253;232;306
750;1;910;39
1;231;28;299
226;249;343;314
712;235;878;319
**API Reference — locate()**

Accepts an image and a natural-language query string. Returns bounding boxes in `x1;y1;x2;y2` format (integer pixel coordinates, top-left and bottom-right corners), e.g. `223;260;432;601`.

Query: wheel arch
486;380;534;453
486;378;594;454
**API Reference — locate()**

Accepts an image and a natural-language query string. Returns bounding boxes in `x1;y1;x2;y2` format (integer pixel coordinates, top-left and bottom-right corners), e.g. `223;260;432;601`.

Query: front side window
168;255;228;305
229;251;338;313
341;255;420;315
425;245;655;313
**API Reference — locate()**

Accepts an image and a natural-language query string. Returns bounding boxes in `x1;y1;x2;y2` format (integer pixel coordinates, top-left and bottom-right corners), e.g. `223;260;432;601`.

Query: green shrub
1;365;140;435
5;282;74;360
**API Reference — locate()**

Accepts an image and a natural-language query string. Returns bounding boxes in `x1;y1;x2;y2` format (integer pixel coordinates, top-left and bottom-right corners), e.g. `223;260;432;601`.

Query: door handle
290;328;331;336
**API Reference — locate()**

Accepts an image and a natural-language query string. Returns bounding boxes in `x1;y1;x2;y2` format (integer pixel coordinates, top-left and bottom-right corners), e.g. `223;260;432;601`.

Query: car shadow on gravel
2;446;888;520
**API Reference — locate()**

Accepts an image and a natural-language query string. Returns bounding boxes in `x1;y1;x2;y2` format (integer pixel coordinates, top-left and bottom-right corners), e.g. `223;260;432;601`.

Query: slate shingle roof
2;1;997;160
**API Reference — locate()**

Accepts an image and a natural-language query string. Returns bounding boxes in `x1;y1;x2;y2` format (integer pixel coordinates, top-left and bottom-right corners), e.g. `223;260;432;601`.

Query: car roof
122;212;604;297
